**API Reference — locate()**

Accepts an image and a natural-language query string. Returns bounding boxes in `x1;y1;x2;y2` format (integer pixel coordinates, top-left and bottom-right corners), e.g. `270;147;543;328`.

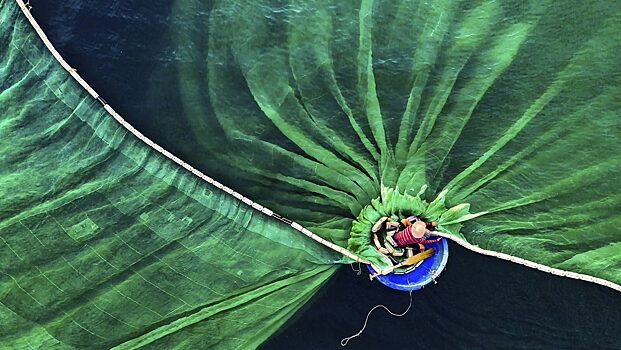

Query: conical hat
412;221;426;238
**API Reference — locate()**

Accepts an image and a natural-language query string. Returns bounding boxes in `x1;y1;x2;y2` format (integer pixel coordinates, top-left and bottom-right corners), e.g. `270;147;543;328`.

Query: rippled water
32;1;621;348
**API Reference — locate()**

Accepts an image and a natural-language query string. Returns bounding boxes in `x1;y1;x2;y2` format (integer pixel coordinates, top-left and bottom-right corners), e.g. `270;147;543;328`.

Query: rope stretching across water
14;0;621;293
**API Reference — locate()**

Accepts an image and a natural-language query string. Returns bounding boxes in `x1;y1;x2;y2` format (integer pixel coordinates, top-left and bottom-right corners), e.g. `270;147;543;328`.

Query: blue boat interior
368;239;449;291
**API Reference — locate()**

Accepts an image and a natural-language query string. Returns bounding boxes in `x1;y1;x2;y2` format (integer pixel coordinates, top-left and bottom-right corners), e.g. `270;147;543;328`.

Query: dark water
263;243;621;349
31;1;621;348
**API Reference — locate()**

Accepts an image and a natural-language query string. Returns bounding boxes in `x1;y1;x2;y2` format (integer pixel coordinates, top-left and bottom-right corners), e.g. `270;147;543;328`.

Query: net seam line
13;0;372;267
14;0;621;293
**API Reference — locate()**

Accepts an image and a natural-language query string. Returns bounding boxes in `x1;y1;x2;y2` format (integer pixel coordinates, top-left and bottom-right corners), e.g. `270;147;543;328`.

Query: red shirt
393;225;441;247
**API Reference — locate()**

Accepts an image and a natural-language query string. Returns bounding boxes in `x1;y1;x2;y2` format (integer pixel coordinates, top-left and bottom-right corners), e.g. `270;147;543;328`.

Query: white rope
433;232;621;292
13;0;371;266
341;290;413;346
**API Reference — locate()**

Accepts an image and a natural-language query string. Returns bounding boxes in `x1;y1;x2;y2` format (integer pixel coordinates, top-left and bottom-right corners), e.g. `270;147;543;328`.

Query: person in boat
393;218;441;250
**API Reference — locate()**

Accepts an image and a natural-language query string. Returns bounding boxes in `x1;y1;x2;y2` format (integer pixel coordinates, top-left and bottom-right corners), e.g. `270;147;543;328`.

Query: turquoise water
31;1;621;348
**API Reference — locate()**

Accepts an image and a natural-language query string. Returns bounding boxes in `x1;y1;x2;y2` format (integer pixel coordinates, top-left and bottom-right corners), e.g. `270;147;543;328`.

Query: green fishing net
169;0;621;277
0;2;337;349
1;0;620;348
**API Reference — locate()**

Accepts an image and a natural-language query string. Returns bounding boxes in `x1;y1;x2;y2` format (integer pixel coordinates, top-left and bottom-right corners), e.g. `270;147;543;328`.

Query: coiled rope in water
340;290;413;346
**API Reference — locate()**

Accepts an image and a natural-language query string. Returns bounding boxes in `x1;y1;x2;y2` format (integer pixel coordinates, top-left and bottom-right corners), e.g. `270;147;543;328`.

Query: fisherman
393;218;442;250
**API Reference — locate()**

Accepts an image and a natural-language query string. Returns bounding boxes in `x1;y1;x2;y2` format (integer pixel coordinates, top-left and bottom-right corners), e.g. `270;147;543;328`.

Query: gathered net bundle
1;0;620;348
170;0;621;281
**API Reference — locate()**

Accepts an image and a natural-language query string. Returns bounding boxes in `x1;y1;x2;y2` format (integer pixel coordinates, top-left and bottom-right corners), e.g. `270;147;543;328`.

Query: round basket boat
367;238;449;291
